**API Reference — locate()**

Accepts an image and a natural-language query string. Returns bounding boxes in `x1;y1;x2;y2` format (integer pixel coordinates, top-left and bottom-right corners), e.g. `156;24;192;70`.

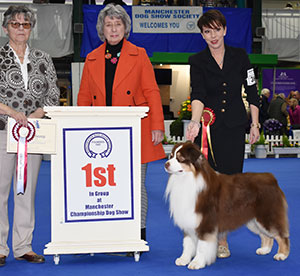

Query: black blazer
189;45;260;129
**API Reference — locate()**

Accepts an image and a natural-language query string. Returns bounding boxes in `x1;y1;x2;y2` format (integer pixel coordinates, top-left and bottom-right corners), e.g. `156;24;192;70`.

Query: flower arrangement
177;97;192;120
263;118;283;136
254;131;267;145
162;134;176;145
170;97;192;137
273;134;299;148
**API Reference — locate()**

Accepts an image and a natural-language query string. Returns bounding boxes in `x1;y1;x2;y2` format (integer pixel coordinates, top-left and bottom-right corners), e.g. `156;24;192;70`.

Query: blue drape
80;5;253;58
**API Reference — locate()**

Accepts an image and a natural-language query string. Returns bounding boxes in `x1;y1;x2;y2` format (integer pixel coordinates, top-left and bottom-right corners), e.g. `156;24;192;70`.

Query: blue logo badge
186;21;195;31
84;132;112;158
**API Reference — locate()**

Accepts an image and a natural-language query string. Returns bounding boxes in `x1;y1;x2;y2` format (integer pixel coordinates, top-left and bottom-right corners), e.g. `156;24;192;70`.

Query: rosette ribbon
12;122;35;195
201;107;216;165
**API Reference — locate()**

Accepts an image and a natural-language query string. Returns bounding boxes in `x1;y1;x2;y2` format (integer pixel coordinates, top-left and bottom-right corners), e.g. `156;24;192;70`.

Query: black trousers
196;125;245;175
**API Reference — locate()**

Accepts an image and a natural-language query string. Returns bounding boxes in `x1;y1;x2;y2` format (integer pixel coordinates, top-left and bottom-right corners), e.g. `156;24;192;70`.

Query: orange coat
77;39;165;163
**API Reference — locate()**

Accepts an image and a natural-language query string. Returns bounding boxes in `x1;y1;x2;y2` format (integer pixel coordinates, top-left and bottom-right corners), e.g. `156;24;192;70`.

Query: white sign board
63;126;134;223
6;117;56;154
132;6;202;33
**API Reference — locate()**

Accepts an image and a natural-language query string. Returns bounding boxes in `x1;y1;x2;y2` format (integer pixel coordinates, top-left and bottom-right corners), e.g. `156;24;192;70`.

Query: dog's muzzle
164;159;184;174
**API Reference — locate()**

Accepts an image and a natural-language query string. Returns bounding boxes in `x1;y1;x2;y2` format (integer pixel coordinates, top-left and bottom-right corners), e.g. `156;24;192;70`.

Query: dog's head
164;141;205;175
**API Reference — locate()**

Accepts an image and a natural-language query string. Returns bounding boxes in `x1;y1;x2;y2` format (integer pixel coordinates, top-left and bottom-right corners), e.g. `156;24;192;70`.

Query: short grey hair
2;5;36;29
96;4;131;42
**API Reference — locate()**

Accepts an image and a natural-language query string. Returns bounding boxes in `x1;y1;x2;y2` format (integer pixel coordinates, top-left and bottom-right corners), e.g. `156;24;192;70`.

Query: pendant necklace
218;57;224;66
218;51;225;67
105;49;121;64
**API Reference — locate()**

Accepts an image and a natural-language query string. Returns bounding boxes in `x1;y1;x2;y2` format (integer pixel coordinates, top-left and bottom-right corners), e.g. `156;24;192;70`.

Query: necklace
211;48;225;68
216;51;225;68
105;49;121;64
218;57;224;66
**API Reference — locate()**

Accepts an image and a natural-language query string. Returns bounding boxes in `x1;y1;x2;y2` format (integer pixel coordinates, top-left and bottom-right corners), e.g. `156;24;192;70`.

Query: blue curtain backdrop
80;6;253;58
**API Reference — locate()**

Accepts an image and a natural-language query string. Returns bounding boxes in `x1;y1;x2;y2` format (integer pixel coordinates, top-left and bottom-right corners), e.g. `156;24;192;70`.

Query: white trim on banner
132;6;202;34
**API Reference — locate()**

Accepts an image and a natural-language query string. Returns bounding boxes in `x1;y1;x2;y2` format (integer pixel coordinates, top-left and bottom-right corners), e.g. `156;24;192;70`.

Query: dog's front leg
175;234;196;266
188;238;217;270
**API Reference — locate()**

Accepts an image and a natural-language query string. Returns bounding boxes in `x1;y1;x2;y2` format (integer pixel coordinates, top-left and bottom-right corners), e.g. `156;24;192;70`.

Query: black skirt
196;125;245;175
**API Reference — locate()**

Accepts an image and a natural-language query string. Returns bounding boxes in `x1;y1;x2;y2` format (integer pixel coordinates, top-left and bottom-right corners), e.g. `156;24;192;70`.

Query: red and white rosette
12;122;35;195
201;107;216;164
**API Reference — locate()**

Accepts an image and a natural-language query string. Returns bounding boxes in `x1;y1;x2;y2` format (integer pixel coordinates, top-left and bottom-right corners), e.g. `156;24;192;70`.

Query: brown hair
197;9;226;33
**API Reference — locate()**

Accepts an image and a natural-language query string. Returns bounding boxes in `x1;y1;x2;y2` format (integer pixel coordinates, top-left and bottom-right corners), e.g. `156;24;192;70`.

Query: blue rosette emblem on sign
84;132;112;158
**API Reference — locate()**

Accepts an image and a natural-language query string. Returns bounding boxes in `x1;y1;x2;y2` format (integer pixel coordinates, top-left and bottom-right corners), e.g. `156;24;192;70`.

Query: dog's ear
183;142;202;163
171;142;184;154
194;152;206;171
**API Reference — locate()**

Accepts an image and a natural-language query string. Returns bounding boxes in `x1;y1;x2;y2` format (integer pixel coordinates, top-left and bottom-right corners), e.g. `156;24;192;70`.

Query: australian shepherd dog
164;141;290;270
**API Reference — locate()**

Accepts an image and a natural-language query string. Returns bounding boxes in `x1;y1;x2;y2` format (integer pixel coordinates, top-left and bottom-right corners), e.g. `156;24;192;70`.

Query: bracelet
250;122;261;128
190;120;200;128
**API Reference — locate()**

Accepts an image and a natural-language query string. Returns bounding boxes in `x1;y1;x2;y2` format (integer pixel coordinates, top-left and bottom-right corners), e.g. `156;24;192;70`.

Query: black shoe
0;255;6;266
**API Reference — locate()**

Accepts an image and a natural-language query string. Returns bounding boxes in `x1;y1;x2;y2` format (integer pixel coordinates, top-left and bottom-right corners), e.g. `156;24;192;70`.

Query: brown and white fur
164;142;290;270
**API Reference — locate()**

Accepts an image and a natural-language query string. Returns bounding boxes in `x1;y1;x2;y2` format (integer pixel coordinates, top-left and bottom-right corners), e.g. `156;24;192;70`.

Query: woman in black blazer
186;9;260;259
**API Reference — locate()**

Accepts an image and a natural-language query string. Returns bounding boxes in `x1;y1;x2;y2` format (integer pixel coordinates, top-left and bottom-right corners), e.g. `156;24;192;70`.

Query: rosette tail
201;108;216;166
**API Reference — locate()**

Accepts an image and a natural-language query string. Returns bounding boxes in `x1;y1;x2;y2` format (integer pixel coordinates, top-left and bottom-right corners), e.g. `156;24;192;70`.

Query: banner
81;6;253;57
132;7;202;33
262;68;300;98
63;127;134;223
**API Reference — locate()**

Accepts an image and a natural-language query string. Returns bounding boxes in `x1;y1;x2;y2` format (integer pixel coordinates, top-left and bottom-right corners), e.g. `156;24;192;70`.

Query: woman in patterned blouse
0;5;59;266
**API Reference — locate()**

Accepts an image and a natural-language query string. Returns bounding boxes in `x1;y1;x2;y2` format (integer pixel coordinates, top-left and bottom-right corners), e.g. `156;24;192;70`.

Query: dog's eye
177;155;185;162
169;153;173;159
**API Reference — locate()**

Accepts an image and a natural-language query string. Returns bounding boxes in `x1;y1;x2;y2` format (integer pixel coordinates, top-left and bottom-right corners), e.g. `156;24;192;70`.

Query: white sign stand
43;106;149;264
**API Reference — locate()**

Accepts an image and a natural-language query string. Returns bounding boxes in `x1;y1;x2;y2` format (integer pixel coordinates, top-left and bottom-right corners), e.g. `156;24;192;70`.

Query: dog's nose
165;162;170;169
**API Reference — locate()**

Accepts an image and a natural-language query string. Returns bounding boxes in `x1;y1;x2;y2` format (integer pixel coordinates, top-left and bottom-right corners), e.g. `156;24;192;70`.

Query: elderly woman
77;4;165;243
259;88;271;127
0;6;59;266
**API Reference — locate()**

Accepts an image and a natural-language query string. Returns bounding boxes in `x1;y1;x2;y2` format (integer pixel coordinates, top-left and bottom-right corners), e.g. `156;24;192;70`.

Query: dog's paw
273;253;288;261
175;256;190;266
256;246;272;255
187;259;205;270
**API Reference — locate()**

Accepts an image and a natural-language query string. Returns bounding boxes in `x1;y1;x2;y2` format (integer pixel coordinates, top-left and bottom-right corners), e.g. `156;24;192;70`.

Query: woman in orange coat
77;4;165;242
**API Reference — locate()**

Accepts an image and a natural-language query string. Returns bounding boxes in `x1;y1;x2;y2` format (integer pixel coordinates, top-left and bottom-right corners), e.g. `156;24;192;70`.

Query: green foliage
254;131;266;145
282;134;290;147
162;134;176;145
170;119;183;137
178;99;192;120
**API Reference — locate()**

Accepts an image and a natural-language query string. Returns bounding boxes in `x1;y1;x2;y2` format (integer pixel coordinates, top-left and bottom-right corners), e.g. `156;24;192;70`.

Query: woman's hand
186;120;201;142
249;105;260;144
9;109;28;127
28;108;45;119
152;130;164;146
249;126;260;144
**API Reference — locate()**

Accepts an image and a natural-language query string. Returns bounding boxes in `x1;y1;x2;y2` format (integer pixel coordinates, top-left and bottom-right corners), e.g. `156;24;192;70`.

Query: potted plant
162;135;176;157
263;118;283;137
253;131;267;158
170;98;191;138
244;139;251;159
273;134;300;158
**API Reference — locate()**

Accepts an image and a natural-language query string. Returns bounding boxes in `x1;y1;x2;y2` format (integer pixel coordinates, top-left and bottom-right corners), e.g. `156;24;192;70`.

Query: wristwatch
250;122;261;128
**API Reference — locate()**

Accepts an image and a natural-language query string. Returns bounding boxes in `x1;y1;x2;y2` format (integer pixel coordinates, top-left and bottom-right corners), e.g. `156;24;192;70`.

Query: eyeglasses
8;22;31;29
104;22;124;29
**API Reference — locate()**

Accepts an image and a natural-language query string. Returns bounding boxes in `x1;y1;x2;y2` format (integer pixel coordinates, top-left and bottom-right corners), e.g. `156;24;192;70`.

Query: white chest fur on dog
165;172;205;232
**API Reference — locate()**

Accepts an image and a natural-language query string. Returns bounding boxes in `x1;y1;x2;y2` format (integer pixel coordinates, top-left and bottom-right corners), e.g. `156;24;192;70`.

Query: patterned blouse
0;43;60;130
